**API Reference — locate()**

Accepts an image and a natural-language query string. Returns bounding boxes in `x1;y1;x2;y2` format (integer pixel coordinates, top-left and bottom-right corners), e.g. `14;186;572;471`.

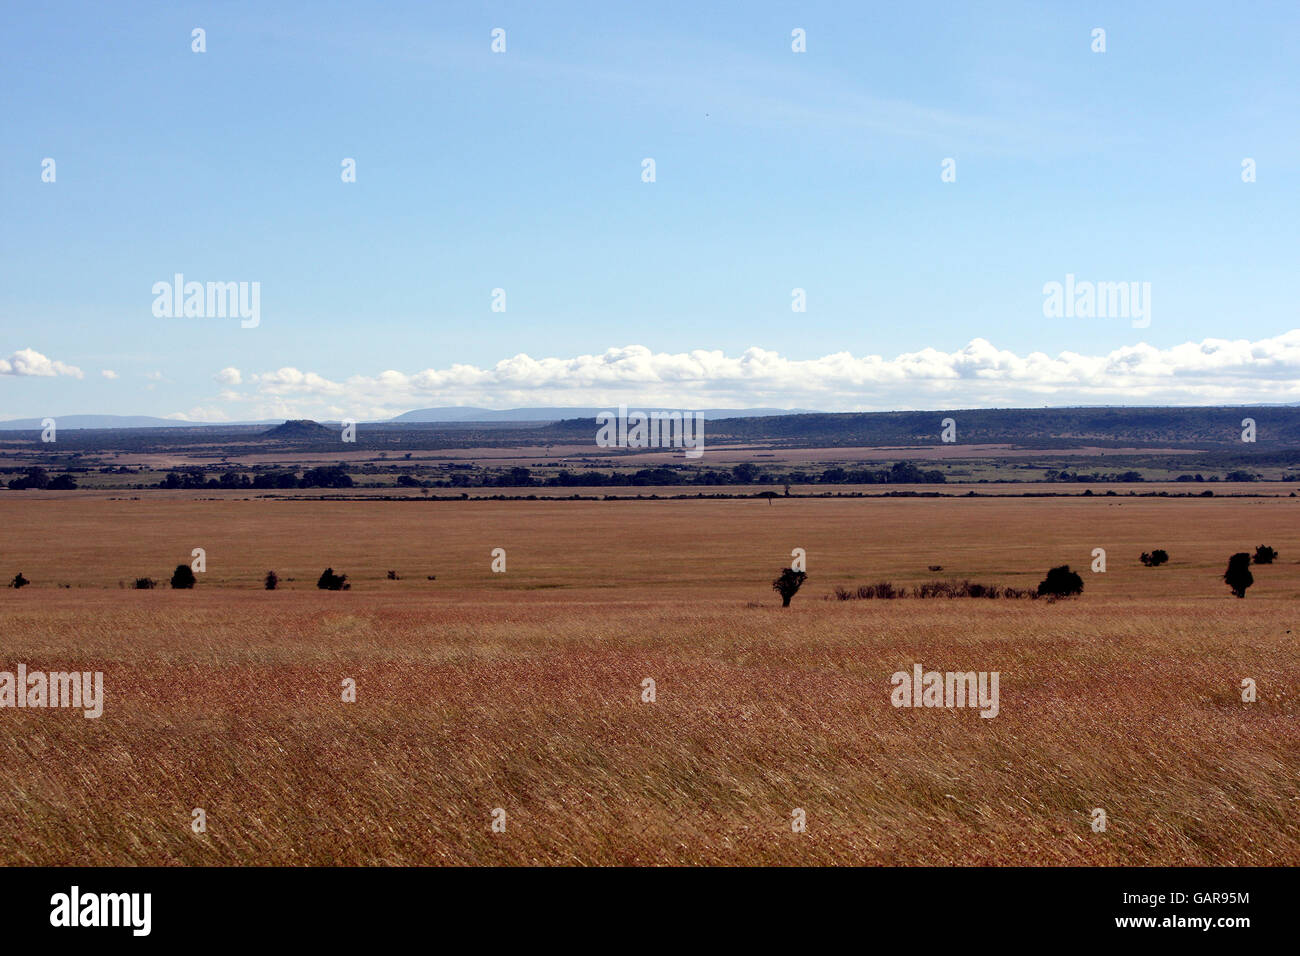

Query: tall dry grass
0;495;1296;864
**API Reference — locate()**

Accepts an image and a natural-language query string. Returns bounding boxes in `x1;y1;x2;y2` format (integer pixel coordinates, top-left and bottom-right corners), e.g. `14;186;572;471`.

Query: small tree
1253;545;1278;565
1140;549;1169;567
170;564;196;589
10;572;29;589
1224;553;1253;598
1037;564;1083;598
133;577;157;590
317;568;350;591
772;568;807;607
264;570;279;590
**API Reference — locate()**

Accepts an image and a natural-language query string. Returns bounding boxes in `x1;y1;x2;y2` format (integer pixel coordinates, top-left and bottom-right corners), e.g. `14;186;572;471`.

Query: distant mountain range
0;414;277;430
0;407;819;430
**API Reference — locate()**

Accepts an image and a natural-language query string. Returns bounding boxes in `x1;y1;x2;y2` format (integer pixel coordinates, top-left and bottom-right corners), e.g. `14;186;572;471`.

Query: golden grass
0;494;1296;865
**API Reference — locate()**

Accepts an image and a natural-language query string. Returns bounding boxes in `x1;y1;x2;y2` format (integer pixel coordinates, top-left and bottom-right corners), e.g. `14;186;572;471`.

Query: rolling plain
0;491;1296;865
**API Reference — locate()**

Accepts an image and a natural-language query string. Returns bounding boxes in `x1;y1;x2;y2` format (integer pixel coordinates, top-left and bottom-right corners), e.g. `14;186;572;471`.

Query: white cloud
223;330;1300;419
213;367;242;386
0;348;83;378
101;369;119;380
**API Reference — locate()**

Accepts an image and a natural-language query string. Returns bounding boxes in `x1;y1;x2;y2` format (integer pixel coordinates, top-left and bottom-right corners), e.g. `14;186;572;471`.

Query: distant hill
389;406;820;423
672;406;1300;448
0;414;283;430
0;414;196;430
262;419;337;440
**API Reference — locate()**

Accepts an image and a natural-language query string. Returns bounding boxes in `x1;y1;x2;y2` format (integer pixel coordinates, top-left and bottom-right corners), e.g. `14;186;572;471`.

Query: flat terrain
0;494;1296;864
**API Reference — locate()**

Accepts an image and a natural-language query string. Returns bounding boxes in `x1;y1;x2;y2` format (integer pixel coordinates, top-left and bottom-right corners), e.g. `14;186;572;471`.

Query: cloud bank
208;330;1300;420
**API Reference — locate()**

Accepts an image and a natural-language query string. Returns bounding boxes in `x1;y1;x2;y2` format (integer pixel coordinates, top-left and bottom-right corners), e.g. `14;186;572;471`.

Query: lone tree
317;568;350;591
1140;549;1170;567
1253;545;1278;565
170;564;196;589
772;568;807;607
1224;553;1253;598
264;570;279;590
1037;564;1083;598
9;572;29;589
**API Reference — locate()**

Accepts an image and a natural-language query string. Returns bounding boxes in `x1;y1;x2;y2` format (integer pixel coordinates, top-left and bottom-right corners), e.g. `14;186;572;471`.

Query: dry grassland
0;494;1296;864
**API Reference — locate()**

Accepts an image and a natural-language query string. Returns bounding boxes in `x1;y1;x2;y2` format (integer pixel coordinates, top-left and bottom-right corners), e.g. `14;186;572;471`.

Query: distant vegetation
170;565;196;589
1037;565;1084;599
6;467;77;490
1140;549;1170;567
158;465;353;490
317;568;350;591
1253;545;1278;565
832;579;1037;600
772;568;807;607
9;573;28;589
1224;553;1254;598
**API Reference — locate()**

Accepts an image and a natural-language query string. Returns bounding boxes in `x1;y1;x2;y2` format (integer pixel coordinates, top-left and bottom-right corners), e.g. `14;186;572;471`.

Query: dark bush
862;581;899;599
133;577;157;590
1224;553;1253;598
170;564;196;589
830;580;1035;601
1140;549;1169;567
387;570;399;580
264;570;279;590
10;572;29;589
1253;545;1278;565
317;568;350;591
7;467;49;490
1037;565;1083;598
772;568;807;607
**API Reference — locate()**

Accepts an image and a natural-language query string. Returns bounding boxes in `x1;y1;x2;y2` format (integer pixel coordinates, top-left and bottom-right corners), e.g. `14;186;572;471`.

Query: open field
1;494;1297;865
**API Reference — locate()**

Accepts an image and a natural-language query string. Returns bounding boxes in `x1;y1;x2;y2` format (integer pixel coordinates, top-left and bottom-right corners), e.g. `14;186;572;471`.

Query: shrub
9;572;29;589
387;570;399;580
865;581;900;599
170;564;197;589
264;570;279;590
1140;549;1169;567
1253;545;1278;565
1037;565;1083;598
927;565;943;572
830;580;1035;601
6;467;49;490
133;577;157;590
1224;553;1253;598
317;568;350;591
771;568;807;607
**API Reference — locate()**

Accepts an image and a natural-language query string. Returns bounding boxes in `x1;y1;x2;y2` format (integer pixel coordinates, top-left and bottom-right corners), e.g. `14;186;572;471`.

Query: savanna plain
1;493;1296;865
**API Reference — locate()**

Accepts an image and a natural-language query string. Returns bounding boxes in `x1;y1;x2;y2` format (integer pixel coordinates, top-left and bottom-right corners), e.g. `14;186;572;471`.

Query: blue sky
3;1;1299;420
